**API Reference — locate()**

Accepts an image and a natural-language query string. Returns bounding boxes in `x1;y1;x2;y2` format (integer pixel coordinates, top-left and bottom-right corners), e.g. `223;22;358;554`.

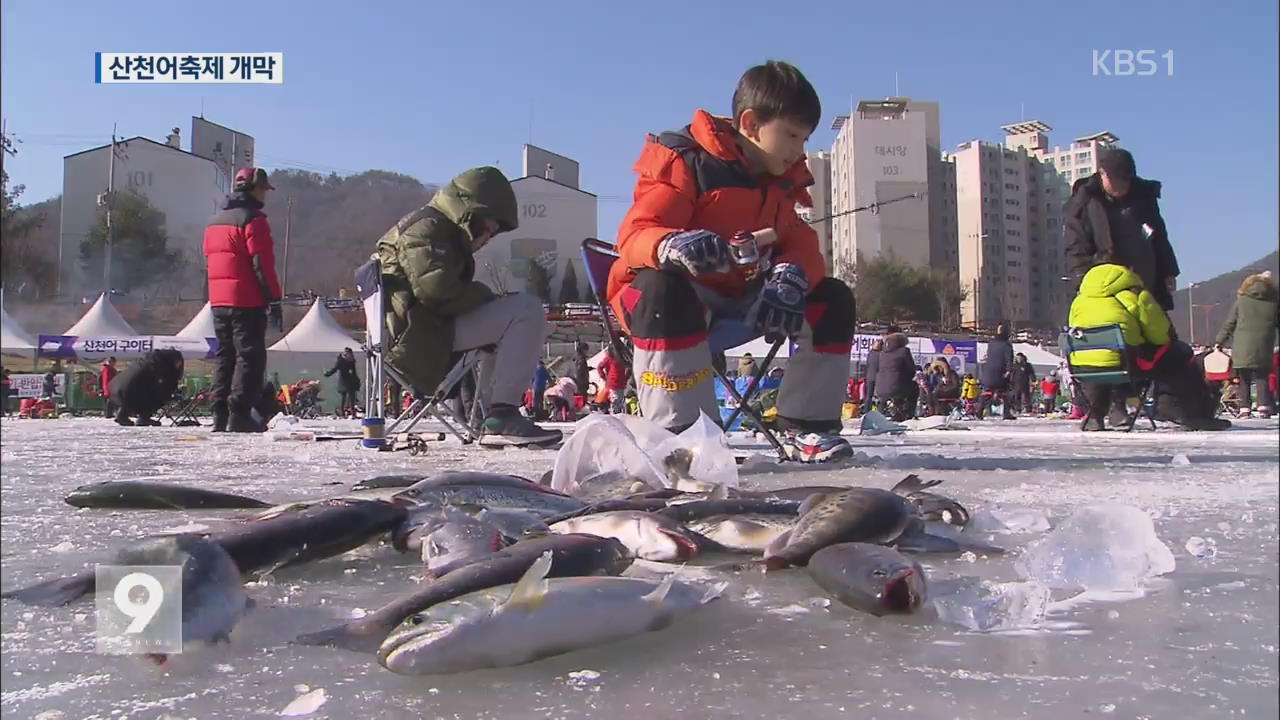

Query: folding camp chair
1059;325;1156;432
162;390;207;427
354;259;489;446
579;238;790;460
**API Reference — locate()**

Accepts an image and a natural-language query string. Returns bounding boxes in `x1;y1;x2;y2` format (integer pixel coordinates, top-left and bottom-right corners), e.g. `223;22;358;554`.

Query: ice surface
931;577;1052;632
1015;505;1177;590
2;415;1277;719
969;504;1053;534
278;687;326;716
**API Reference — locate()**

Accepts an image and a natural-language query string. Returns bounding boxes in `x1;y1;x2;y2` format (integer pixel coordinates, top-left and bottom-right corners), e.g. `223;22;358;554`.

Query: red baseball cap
233;167;275;191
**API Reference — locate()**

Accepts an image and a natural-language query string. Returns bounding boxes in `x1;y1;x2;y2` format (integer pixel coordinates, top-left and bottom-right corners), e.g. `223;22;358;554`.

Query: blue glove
756;263;808;343
657;229;731;276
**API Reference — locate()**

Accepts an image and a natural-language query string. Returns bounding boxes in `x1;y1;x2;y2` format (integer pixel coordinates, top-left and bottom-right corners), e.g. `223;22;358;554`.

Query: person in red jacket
596;346;631;414
203;167;283;433
100;356;118;418
605;61;855;462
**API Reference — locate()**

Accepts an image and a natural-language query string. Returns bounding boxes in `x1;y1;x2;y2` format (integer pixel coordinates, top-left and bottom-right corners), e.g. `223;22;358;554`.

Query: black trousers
1082;342;1211;422
338;389;358;415
211;306;267;417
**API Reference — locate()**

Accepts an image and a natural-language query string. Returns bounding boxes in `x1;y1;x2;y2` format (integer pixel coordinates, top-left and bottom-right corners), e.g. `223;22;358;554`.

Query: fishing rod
804;191;925;225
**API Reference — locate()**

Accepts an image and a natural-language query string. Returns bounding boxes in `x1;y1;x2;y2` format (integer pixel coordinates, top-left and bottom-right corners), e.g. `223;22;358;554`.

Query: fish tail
0;572;96;606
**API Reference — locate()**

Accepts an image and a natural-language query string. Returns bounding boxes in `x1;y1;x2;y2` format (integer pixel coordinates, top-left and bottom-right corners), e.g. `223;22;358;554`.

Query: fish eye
871;569;888;578
410;615;425;625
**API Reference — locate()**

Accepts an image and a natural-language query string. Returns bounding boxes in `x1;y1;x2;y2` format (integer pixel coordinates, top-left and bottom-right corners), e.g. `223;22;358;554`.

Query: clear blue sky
2;0;1275;285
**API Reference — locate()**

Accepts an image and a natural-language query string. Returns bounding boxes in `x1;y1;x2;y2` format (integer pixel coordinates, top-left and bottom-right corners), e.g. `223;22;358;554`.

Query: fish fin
292;622;383;653
797;493;828;516
645;611;676;632
684;529;731;555
504;550;554;610
148;495;187;511
763;556;790;572
707;483;728;501
896;527;1005;555
1;572;95;606
762;529;792;560
890;473;940;494
642;573;676;606
701;581;729;604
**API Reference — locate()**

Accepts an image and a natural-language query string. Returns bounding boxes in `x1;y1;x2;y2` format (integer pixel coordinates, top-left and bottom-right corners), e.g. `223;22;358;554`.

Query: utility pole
282;197;292;297
1192;303;1218;347
1187;282;1196;344
104;124;117;293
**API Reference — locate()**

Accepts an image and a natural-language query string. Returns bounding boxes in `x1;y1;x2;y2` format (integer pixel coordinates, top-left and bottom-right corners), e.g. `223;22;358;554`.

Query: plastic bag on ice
549;414;668;494
1015;504;1175;591
550;412;738;495
860;410;907;436
651;412;739;490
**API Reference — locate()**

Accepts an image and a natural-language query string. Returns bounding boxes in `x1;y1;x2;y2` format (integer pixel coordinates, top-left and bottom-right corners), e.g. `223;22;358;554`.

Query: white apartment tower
798;151;833;274
829;98;943;276
955;121;1118;330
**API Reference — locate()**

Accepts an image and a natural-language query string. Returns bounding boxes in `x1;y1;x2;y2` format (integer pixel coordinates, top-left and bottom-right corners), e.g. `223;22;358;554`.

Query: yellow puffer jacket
1067;264;1172;368
961;377;980;400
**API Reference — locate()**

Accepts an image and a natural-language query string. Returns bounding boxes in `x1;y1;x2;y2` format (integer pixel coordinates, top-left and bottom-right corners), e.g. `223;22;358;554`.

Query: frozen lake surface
2;415;1277;719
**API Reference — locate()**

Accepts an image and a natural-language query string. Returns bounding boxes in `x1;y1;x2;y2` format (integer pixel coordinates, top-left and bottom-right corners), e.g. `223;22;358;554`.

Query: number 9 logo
114;572;165;633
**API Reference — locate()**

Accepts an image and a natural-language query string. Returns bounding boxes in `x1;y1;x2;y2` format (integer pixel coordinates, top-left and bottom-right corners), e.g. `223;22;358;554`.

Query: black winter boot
227;412;263;433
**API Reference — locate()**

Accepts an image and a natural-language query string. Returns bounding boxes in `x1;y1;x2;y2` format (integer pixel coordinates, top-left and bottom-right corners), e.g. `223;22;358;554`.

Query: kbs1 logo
95;53;283;83
1092;50;1174;77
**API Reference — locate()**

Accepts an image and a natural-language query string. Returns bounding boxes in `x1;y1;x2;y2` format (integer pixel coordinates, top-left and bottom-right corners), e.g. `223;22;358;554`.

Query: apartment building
829;98;944;275
954;122;1117;330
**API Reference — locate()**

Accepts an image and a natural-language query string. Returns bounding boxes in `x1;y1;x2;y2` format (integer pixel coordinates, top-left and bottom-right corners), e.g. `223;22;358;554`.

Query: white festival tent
1;304;36;352
176;302;218;339
64;293;137;337
267;299;362;409
1012;342;1065;374
269;299;358;353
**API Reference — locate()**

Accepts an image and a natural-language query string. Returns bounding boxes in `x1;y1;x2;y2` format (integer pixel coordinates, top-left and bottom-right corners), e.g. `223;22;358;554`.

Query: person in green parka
376;166;561;447
1216;270;1279;418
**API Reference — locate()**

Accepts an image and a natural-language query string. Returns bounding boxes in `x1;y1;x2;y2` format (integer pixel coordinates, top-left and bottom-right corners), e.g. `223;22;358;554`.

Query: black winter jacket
324;352;361;393
109;349;185;414
1064;174;1178;310
981;339;1014;390
874;334;916;399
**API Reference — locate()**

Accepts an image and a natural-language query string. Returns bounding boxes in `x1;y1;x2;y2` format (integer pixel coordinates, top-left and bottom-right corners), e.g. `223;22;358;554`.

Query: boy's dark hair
731;60;822;133
1098;148;1136;180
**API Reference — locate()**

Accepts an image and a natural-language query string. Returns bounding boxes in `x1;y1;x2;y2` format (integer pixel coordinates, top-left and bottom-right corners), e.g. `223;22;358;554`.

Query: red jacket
203;194;281;308
607;109;823;330
597;353;630;390
100;363;117;397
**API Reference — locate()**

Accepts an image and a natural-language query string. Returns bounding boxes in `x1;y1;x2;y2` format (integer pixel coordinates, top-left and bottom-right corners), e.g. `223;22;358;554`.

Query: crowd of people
5;61;1276;448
